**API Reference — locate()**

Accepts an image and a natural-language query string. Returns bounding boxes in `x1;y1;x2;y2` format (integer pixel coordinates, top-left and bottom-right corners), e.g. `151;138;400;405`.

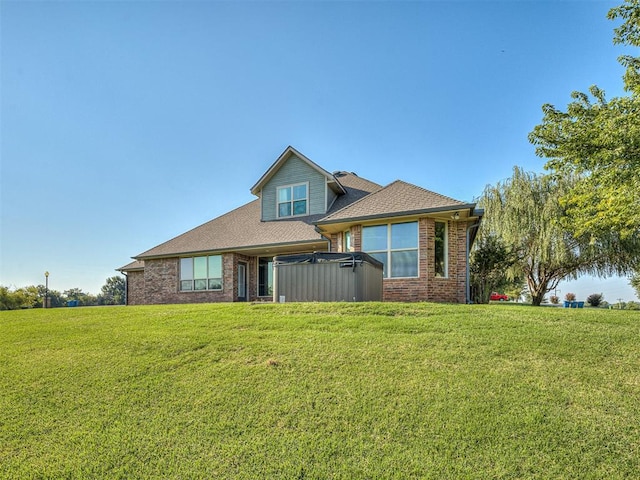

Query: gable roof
133;199;329;260
326;171;383;213
317;180;474;225
250;146;346;196
120;147;480;265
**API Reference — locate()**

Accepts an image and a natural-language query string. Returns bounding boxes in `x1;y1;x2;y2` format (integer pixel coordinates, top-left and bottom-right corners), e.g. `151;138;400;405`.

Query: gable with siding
261;154;329;221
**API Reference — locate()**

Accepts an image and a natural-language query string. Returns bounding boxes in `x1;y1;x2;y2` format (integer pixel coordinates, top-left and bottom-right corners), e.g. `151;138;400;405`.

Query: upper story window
277;183;308;218
362;222;418;278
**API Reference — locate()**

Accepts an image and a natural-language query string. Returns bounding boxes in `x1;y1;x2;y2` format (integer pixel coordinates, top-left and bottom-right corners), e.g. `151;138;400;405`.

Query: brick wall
130;253;264;305
340;218;471;303
141;255;233;304
126;270;145;305
426;220;468;303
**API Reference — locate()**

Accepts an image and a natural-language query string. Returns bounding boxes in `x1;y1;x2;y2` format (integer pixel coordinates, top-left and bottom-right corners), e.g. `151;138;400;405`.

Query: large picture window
434;221;448;277
362;222;418;278
277;183;308;218
180;255;223;291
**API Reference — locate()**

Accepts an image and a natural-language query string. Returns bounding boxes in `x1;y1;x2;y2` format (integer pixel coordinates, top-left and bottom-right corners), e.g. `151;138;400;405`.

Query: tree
587;293;605;307
99;276;126;305
479;167;635;306
631;272;640;298
63;288;97;306
469;235;517;304
0;286;21;310
529;1;640;240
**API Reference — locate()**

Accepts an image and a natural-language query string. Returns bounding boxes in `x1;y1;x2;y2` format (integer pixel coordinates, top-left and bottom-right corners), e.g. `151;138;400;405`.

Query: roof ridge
317;179;471;224
392;179;467;205
319;180;395;222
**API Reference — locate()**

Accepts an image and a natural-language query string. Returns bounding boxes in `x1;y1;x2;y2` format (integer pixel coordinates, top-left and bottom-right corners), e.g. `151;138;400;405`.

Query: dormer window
277;183;308;217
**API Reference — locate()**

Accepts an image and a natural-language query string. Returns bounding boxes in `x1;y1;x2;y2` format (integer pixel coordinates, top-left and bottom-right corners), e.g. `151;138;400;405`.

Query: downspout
466;221;481;304
119;271;128;306
314;226;333;252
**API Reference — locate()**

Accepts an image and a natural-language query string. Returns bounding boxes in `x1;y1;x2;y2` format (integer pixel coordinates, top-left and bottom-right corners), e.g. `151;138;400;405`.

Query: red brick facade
125;218;472;305
127;253;265;305
333;217;470;303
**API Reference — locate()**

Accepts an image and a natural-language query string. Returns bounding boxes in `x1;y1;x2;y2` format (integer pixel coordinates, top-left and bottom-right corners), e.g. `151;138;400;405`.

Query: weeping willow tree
479;167;639;306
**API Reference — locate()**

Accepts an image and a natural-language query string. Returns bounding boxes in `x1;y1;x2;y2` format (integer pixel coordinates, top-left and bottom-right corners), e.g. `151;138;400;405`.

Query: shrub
550;295;560;305
565;292;576;302
586;293;604;307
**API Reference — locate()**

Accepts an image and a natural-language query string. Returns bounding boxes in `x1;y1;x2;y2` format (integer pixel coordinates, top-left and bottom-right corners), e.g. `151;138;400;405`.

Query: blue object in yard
564;301;571;308
67;300;78;307
577;301;585;308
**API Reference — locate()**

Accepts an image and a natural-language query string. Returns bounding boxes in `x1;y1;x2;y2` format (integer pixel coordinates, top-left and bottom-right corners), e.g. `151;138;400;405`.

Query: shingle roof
134;199;328;259
117;260;144;272
129;171;382;261
328;171;382;213
318;180;472;224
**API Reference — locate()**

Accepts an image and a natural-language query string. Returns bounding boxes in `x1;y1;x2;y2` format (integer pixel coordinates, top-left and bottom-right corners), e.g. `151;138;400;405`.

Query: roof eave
133;238;329;261
316;203;478;226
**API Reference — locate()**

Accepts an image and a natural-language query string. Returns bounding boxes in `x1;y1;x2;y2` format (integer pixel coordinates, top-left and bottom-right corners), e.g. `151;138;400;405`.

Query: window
277;183;308;217
362;222;418;278
435;221;448;277
344;230;351;252
258;257;273;297
180;255;223;291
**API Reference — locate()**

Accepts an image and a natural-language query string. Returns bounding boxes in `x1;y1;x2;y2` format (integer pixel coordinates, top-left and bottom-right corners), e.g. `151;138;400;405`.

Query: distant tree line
0;276;125;310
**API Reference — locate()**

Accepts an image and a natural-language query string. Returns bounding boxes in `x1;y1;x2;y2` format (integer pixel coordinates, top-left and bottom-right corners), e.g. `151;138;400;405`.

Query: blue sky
1;0;637;302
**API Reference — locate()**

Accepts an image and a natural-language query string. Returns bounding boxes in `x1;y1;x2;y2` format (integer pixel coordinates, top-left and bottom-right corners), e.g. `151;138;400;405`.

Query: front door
237;262;247;302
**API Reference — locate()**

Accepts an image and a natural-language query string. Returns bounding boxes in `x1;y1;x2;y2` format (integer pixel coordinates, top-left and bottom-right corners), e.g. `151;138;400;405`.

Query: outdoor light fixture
44;271;49;309
452;212;460;220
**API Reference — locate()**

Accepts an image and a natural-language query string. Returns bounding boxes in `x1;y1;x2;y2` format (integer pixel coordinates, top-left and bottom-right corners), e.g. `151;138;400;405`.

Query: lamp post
44;271;49;308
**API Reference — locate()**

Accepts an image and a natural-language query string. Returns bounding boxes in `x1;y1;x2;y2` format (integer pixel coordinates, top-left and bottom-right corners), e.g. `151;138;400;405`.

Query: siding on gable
261;154;327;221
326;183;338;210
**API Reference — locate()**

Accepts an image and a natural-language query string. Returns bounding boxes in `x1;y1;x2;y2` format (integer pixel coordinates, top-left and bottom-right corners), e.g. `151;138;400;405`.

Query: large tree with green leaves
631;272;640;299
479;167;638;306
529;0;640;240
99;276;126;305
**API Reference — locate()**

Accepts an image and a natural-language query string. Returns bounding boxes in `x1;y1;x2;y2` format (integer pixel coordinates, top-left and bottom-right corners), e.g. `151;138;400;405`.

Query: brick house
118;146;482;304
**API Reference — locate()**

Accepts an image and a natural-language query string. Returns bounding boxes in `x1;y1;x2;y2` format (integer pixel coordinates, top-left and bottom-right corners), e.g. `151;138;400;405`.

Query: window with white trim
434;221;448;277
277;183;308;218
180;255;223;291
362;222;418;278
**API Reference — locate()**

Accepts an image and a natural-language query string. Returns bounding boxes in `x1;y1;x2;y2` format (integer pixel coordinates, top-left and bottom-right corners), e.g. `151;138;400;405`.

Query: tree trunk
528;276;549;306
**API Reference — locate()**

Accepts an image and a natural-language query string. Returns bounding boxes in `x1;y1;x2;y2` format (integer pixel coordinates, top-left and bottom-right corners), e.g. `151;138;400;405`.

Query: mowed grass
1;303;639;479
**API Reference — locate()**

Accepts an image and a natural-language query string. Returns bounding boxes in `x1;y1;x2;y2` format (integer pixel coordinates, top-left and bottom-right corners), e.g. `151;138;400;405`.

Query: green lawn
1;303;639;479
